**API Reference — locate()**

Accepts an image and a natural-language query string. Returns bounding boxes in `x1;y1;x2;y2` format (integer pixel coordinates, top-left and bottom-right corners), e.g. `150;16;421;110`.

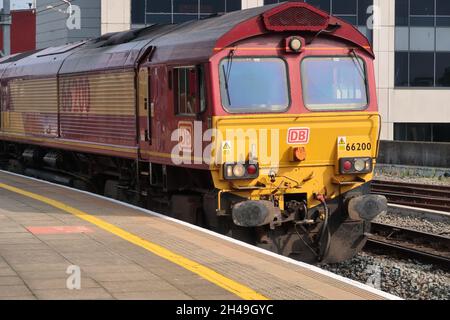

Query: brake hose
315;194;331;262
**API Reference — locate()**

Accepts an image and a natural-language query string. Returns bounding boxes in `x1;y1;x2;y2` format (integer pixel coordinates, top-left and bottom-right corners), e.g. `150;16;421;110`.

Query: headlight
232;164;246;177
354;159;366;172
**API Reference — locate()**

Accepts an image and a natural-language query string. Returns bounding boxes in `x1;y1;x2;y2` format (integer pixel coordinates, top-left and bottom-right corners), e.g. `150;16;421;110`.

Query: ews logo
61;78;91;114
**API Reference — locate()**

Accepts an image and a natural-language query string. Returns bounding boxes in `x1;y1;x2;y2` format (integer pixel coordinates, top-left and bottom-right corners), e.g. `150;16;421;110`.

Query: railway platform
0;171;399;300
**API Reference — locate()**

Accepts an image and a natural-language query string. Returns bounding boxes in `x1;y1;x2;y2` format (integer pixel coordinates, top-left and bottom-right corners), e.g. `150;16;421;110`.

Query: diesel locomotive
0;2;387;263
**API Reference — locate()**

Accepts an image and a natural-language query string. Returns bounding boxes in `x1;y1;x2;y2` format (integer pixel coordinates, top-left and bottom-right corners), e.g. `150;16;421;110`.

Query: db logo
287;127;310;144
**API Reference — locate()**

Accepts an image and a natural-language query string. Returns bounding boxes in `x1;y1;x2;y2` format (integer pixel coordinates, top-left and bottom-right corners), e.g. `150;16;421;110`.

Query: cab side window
173;66;206;115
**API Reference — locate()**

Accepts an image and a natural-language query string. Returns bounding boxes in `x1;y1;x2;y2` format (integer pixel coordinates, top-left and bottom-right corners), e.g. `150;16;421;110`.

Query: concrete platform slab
0;171;400;300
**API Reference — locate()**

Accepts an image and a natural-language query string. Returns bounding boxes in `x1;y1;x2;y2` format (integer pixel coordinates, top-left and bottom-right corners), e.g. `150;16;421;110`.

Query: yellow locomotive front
205;23;386;263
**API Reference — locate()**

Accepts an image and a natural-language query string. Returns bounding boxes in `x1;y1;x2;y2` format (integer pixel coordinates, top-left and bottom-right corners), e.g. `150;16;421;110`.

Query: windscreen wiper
222;49;235;106
350;48;366;83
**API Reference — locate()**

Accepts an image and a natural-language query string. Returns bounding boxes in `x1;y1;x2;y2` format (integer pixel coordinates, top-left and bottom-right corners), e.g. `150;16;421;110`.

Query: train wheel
8;159;24;174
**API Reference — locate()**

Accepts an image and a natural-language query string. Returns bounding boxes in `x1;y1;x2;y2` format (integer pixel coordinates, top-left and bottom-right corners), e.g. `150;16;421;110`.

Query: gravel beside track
322;203;450;300
321;252;450;300
374;172;450;187
375;211;450;236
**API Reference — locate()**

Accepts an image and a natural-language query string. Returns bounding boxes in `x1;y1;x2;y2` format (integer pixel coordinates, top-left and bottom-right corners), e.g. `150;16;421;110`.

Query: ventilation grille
263;5;329;32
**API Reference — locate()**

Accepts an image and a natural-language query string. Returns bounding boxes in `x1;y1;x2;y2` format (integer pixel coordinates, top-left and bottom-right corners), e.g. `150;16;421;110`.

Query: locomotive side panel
3;78;58;137
59;70;137;147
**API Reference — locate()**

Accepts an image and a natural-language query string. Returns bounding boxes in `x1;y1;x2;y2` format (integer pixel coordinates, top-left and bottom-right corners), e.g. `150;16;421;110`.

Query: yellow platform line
0;182;268;300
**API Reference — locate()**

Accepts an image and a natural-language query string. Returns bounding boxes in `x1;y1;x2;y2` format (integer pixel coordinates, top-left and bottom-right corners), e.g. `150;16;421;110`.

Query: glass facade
395;0;450;87
394;123;450;142
131;0;242;25
264;0;374;43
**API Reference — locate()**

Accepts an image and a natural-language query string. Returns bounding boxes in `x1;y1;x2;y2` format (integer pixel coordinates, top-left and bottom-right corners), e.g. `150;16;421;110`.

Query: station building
31;0;450;142
0;7;36;54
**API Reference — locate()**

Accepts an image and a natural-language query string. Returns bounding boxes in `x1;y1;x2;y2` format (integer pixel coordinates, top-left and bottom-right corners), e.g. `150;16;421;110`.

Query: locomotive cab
199;3;387;263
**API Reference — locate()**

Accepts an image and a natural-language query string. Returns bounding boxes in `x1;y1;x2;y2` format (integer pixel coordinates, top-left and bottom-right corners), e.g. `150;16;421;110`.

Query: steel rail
371;180;450;212
365;222;450;270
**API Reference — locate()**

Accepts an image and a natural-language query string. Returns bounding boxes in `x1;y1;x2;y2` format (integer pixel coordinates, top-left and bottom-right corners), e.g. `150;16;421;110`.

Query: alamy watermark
170;121;282;168
365;265;382;290
66;265;81;290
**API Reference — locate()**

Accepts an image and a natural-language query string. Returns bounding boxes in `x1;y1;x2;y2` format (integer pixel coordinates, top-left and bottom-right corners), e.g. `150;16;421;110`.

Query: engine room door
138;67;151;160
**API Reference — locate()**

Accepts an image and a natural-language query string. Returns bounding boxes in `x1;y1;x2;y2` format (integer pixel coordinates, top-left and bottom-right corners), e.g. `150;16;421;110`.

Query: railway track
371;180;450;212
365;222;450;270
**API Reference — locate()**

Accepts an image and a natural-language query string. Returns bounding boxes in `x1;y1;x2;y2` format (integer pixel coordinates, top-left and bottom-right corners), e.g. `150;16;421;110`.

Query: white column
101;0;131;34
241;0;265;10
373;0;395;140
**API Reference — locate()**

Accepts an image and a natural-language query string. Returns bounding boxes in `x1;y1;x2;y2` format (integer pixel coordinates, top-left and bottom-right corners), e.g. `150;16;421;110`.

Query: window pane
226;0;241;12
409;52;434;86
395;27;409;51
264;0;279;5
433;124;450;142
395;0;409;26
146;14;172;24
394;123;408;141
200;0;225;13
436;17;450;27
301;57;368;111
395;52;409;86
410;0;434;15
436;28;450;51
173;14;198;23
178;69;187;113
406;123;432;141
336;15;357;25
220;58;289;113
410;16;434;26
357;26;373;43
332;0;356;15
131;0;145;24
409;27;435;51
436;0;450;15
436;52;450;87
147;0;171;13
174;0;198;14
358;0;374;26
305;0;330;13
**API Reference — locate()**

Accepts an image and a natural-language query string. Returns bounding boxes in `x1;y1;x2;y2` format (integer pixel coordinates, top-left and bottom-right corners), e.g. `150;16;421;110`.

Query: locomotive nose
347;194;388;221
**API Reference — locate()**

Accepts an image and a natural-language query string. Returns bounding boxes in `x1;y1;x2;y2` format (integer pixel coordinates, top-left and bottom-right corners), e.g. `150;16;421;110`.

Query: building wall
241;0;264;9
36;0;101;49
0;9;36;54
373;0;450;141
101;0;130;34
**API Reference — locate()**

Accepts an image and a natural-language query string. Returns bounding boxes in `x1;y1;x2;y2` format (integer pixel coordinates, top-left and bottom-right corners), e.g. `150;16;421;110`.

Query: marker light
339;158;373;174
293;147;306;162
343;161;352;171
223;163;259;180
247;164;258;175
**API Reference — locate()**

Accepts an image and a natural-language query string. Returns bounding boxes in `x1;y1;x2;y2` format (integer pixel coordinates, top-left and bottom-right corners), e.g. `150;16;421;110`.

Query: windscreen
220;57;289;113
301;56;368;111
